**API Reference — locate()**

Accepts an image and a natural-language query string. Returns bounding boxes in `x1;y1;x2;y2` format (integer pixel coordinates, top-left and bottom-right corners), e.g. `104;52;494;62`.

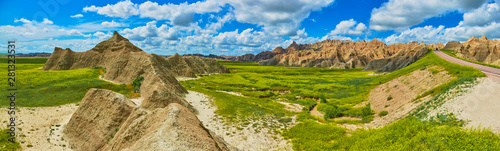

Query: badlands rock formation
364;47;428;72
45;31;232;150
64;89;233;151
258;39;434;70
443;35;500;65
164;53;230;77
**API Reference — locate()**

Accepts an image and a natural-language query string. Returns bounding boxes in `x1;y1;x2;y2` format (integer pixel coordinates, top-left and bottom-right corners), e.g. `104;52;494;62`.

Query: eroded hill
443;35;500;66
43;31;233;151
236;39;445;70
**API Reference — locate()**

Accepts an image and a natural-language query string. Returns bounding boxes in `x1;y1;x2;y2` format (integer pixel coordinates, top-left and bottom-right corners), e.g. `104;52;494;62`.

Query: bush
387;95;393;101
361;103;373;117
378;110;389;117
320;94;327;103
131;76;144;93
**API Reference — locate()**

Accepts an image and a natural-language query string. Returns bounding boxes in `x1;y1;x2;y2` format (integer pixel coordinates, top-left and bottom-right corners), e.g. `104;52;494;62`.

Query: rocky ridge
44;31;233;151
443;35;500;65
257;39;438;70
164;53;230;77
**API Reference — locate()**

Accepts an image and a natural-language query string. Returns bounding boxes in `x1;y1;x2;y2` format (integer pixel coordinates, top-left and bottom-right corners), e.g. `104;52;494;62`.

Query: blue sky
1;0;500;55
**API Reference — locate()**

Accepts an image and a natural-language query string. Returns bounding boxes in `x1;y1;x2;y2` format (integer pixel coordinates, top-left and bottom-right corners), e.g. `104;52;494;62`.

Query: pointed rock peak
272;47;285;53
173;53;181;57
90;31;143;53
286;41;300;50
110;31;126;41
369;38;383;45
480;35;488;40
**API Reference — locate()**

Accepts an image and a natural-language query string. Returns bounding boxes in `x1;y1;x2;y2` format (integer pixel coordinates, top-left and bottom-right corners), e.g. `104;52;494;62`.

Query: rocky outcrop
443;35;500;65
64;89;136;151
64;89;233;151
43;31;228;111
258;39;432;70
364;47;428;72
235;46;290;62
165;53;230;77
53;32;233;151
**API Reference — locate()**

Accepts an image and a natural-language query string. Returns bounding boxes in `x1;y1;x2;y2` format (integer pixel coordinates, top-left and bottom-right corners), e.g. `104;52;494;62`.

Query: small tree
320;94;327;103
131;76;144;93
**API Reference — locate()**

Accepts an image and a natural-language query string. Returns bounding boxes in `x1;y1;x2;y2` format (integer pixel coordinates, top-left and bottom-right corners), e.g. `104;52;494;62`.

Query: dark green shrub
378;110;389;117
132;76;144;93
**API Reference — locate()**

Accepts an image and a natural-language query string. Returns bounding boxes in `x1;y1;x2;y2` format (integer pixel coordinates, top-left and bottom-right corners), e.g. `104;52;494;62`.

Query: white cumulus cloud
463;2;500;26
83;0;139;18
71;14;84;18
370;0;488;31
328;19;367;36
101;20;123;27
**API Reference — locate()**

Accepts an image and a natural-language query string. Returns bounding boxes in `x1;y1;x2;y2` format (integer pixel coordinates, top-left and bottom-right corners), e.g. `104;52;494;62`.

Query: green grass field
0;57;134;107
182;50;499;150
0;129;21;151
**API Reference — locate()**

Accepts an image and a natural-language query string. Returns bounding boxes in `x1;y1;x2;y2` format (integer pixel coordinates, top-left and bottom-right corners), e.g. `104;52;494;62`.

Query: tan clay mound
443;35;500;65
51;32;234;151
257;39;439;69
64;89;233;151
164;53;230;78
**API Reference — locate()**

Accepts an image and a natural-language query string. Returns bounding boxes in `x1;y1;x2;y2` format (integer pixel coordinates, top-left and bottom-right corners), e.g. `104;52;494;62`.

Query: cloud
42;18;53;24
120;20;178;41
384;22;500;44
101;20;123;27
384;25;446;44
204;12;234;33
328;19;367;36
84;0;333;36
370;0;488;31
138;0;223;26
71;14;84;18
93;31;112;39
83;0;139;18
67;29;83;36
14;18;33;24
463;2;500;26
225;0;334;36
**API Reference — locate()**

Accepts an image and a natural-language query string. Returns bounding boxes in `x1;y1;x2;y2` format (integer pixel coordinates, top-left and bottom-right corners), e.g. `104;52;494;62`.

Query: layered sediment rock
258;39;433;70
52;31;233;151
364;47;428;72
443;35;500;65
64;89;233;151
165;53;230;77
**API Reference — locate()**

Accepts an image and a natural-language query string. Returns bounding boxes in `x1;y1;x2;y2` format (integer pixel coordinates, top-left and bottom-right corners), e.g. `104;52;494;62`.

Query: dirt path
434;49;500;84
310;101;324;118
0;104;77;150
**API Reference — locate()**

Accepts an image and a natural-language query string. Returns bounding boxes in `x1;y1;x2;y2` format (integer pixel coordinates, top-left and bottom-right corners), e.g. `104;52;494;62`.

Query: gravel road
434;49;500;84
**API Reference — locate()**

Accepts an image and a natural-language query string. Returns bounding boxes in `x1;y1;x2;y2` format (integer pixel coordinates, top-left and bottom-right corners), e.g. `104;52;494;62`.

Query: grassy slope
0;57;133;107
0;129;21;151
183;50;498;150
441;49;500;69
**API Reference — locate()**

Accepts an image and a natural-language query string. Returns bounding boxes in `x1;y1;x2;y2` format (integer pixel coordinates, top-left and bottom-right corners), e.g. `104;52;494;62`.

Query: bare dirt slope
184;90;293;151
366;66;453;127
430;78;500;134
